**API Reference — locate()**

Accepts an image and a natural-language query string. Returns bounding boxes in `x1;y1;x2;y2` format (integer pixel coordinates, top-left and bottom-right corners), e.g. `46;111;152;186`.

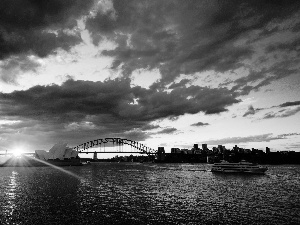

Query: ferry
211;160;268;174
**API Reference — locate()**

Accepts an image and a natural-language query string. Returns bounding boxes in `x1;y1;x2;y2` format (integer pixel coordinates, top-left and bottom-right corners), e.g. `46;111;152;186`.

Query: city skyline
0;0;300;154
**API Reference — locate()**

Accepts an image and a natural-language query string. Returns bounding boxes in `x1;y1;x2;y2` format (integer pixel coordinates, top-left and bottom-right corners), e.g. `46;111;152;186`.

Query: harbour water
1;163;300;224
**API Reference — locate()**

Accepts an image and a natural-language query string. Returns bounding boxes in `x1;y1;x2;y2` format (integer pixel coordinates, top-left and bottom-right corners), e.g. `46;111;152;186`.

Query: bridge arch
73;138;157;155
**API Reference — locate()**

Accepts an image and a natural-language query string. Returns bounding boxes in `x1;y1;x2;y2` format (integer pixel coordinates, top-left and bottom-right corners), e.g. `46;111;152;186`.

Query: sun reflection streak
26;158;131;209
20;157;128;201
2;155;84;180
27;157;83;180
4;155;138;214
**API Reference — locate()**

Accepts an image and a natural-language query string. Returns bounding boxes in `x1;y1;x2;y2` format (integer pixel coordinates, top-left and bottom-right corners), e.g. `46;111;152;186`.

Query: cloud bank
1;1;300;151
0;78;239;146
86;0;300;93
205;133;300;145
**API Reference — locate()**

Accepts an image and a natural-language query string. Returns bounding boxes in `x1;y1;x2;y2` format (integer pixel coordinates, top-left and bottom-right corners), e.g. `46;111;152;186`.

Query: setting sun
12;148;24;157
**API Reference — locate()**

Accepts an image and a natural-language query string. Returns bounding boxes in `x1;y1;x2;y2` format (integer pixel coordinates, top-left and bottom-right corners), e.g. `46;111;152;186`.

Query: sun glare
12;148;24;157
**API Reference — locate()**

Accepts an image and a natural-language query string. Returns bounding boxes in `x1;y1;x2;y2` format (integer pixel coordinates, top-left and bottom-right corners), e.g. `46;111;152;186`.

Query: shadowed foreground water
0;163;300;224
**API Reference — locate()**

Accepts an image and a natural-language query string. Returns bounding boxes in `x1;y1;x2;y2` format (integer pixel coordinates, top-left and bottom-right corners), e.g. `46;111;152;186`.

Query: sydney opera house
0;143;82;167
35;143;79;161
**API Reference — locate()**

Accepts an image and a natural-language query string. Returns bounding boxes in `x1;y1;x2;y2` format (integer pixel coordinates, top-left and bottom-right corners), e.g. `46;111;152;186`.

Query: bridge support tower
93;152;98;160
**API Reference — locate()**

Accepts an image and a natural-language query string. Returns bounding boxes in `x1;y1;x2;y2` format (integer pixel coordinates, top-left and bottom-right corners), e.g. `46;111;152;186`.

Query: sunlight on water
0;163;300;224
6;171;17;216
29;157;83;180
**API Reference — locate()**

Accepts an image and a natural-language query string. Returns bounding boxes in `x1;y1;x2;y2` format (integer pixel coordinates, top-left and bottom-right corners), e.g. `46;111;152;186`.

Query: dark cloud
265;37;300;54
246;100;300;119
231;32;300;95
140;124;160;131
0;0;97;84
1;1;300;150
262;112;276;119
243;105;255;117
156;128;177;134
232;59;299;95
258;100;300;118
0;0;95;60
86;0;300;85
0;55;41;83
0;118;151;150
191;122;209;127
231;69;267;94
0;78;239;120
262;106;300;119
277;133;300;138
279;100;300;107
0;78;239;146
292;22;300;32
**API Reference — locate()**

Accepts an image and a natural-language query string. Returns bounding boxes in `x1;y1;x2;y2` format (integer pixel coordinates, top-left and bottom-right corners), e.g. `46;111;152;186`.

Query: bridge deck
79;151;155;154
0;152;155;155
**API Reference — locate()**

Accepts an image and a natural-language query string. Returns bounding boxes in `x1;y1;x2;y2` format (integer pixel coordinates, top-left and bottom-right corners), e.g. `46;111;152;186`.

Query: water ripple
0;163;300;224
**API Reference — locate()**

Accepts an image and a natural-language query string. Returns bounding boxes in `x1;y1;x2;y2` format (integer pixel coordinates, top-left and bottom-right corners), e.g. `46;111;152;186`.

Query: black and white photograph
0;0;300;224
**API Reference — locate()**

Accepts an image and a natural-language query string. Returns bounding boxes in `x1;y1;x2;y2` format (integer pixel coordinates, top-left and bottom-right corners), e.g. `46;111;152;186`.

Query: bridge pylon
93;152;98;160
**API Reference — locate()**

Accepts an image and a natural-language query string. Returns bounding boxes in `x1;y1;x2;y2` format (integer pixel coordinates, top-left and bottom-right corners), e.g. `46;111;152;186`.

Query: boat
211;160;268;174
81;161;91;165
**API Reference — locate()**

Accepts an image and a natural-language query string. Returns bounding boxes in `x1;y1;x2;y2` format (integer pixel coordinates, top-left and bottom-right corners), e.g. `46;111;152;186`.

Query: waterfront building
35;143;78;160
218;145;224;153
194;149;201;154
181;149;188;154
233;145;238;152
156;147;165;161
187;149;193;154
171;148;181;153
212;147;218;154
243;149;251;154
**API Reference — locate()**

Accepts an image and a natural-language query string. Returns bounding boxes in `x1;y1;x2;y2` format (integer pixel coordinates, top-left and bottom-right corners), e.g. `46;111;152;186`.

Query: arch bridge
73;138;157;156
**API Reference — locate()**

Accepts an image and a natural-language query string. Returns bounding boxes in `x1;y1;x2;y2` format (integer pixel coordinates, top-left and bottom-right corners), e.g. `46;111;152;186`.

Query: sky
0;0;300;154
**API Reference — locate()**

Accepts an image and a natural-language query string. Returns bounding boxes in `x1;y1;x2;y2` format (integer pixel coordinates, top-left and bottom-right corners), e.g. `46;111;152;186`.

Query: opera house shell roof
35;143;78;160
